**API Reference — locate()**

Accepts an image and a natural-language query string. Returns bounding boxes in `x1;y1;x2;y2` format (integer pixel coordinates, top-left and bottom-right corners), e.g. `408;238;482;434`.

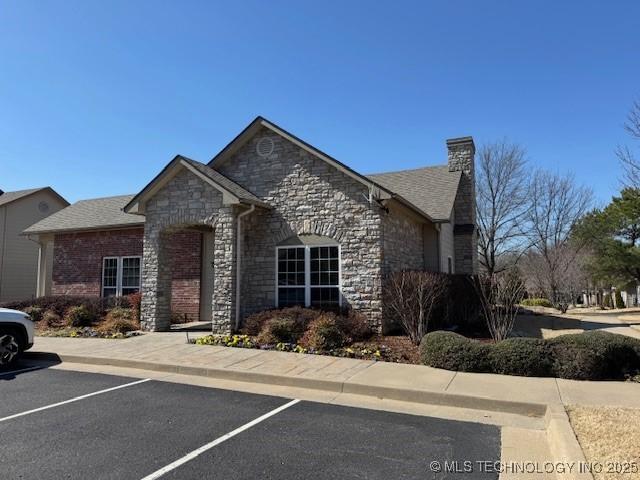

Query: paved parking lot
0;361;500;479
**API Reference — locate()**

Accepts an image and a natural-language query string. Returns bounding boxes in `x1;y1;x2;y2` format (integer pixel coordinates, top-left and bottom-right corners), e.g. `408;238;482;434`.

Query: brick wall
52;229;144;296
52;228;201;320
166;230;202;322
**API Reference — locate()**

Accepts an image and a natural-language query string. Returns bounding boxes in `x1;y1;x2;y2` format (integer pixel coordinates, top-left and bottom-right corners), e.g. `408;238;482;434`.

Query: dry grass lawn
567;405;640;480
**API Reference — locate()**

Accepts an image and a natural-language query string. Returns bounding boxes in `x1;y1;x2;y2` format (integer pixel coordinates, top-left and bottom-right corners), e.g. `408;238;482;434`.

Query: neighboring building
24;117;477;332
0;187;68;303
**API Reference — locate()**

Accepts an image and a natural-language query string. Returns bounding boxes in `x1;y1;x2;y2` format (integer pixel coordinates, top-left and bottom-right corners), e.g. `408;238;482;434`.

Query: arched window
276;235;341;310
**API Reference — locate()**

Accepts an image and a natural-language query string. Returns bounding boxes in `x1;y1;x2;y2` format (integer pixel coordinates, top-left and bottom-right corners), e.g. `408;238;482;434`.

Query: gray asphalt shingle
0;188;47;207
367;165;461;221
23;194;143;235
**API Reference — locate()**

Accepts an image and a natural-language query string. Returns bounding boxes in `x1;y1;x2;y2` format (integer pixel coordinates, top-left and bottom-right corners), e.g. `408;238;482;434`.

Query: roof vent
38;201;50;213
256;137;274;158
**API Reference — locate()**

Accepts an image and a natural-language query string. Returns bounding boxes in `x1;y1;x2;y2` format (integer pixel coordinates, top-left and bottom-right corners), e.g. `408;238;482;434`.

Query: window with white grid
276;245;341;310
102;256;142;297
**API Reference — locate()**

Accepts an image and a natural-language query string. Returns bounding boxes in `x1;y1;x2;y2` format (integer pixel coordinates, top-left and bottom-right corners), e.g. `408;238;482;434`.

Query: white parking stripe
140;399;301;480
0;365;46;377
0;378;151;423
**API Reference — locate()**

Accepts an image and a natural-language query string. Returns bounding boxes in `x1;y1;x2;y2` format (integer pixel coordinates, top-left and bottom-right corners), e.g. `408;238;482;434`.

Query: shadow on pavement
0;352;62;381
512;313;634;338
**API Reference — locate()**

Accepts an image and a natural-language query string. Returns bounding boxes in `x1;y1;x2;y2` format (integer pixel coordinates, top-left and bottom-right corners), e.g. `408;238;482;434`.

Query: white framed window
102;256;142;297
276;245;341;310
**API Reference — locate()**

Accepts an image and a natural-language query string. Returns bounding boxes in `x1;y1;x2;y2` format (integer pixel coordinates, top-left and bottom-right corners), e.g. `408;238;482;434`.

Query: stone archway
140;221;215;331
133;166;243;333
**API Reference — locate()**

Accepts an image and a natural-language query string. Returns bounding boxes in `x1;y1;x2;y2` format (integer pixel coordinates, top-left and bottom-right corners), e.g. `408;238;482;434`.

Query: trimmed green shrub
489;338;553;377
64;305;96;327
550;331;640;380
521;298;553;308
603;293;612;309
300;314;346;351
23;306;43;322
421;330;640;380
614;290;625;309
420;331;491;373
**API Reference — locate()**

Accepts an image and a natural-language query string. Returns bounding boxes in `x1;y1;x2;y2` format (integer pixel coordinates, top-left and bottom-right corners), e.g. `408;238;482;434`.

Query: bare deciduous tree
385;271;447;345
476;140;529;277
521;170;593;311
618;100;640;188
475;269;524;342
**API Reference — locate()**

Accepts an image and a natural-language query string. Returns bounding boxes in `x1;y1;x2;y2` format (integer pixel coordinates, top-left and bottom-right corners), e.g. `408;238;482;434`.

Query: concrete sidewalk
27;333;640;416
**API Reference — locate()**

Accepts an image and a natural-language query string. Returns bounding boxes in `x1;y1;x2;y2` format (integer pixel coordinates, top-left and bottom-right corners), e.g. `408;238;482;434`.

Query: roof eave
208;116;396;202
22;223;145;237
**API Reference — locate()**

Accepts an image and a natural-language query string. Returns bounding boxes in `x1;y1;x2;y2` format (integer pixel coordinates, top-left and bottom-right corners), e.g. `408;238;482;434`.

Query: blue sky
1;0;638;204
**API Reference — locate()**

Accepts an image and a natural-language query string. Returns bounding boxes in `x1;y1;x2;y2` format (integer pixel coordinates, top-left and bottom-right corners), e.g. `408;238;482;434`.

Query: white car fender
0;308;35;349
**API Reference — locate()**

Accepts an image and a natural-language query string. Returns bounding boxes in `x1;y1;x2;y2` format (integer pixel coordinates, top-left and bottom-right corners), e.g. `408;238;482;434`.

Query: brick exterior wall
52;228;201;321
66;127;476;334
52;229;144;296
166;230;202;322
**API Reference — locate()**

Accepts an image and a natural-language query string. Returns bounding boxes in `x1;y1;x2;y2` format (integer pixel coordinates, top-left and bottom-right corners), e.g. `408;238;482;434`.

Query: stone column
211;207;237;334
447;136;478;275
140;226;172;331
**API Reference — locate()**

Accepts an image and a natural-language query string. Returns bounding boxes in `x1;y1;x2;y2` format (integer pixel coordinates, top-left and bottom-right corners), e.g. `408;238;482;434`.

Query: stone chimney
447;136;477;274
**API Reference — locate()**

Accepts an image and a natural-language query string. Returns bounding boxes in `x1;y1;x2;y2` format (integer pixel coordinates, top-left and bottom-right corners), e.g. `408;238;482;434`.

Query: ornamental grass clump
98;307;139;334
64;305;96;328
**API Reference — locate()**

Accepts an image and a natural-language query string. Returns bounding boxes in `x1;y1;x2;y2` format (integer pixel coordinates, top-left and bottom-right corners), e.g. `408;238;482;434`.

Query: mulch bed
194;333;421;364
36;326;142;339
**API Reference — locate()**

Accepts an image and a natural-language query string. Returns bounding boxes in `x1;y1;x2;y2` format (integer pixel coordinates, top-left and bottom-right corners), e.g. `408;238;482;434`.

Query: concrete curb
544;405;594;480
26;351;547;417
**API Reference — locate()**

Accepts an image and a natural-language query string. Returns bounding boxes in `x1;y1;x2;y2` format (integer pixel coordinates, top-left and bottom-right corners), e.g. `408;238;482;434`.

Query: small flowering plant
194;334;387;361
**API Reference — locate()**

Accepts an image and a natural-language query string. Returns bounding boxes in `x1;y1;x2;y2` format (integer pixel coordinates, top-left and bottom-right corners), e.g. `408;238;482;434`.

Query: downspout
26;235;44;297
235;204;255;331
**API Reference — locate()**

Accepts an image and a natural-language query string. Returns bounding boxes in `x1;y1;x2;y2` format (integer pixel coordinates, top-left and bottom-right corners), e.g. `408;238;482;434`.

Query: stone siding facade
381;204;425;274
447;137;478;274
217;127;385;330
140;169;237;332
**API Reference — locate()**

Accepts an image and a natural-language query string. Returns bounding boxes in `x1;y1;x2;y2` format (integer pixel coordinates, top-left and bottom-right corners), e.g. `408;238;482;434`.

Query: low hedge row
520;298;553;308
420;330;640;380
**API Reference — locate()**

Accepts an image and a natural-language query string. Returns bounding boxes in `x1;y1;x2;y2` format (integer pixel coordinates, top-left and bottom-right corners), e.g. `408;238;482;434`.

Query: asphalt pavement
0;360;500;479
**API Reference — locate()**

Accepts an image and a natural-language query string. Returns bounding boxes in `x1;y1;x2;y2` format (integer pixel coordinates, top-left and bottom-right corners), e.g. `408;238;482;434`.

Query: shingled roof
23;194;143;235
367;165;461;222
0;187;68;208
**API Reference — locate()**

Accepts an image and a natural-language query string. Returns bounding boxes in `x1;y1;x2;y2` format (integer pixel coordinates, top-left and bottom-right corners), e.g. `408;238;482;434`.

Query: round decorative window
256;137;275;157
38;201;50;213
